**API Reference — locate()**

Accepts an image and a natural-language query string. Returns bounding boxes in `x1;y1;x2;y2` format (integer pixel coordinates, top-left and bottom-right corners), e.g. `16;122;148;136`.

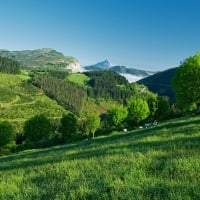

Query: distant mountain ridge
137;67;177;101
0;48;83;72
84;60;156;82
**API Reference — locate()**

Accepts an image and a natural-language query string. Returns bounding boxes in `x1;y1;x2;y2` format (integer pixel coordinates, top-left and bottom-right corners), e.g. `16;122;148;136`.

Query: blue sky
0;0;200;71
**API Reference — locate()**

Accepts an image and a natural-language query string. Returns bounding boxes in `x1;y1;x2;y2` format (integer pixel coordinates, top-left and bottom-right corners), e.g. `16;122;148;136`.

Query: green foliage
138;67;177;102
155;96;171;120
67;73;90;87
127;97;150;124
0;121;15;148
0;73;65;132
32;74;87;113
146;94;158;120
80;98;121;118
172;53;200;110
0;56;21;74
107;106;128;127
81;113;101;138
0;115;200;199
48;70;68;79
60;113;78;140
85;71;131;103
0;48;77;70
24;114;52;142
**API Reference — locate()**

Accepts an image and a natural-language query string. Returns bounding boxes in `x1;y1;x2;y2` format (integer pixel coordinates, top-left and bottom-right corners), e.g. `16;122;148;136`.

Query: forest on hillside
32;74;87;113
0;56;21;74
1;52;200;155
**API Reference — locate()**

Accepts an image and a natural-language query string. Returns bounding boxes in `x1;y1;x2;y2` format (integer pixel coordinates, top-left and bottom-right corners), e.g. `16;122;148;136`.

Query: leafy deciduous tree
60;112;78;139
172;53;200;110
24;114;52;142
127;97;150;124
82;113;100;138
107;106;127;127
0;121;15;149
155;96;170;120
146;94;158;120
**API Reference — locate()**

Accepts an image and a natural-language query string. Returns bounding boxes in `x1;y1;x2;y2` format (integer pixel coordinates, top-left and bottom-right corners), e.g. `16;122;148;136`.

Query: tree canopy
127;97;150;124
84;71;132;103
32;74;86;113
24;114;52;142
80;112;101;138
172;53;200;109
0;121;15;149
155;96;170;120
107;106;128;127
60;112;78;139
0;56;21;74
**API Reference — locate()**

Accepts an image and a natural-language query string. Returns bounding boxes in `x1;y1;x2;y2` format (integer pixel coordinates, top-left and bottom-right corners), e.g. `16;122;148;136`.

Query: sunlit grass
66;73;90;87
0;115;200;199
0;73;66;131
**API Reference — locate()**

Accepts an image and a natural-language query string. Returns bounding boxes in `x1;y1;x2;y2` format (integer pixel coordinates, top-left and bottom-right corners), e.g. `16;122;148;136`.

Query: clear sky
0;0;200;71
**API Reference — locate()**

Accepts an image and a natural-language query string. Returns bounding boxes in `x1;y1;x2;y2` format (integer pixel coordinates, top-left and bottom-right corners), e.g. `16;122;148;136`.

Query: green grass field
0;115;200;199
0;73;66;131
66;73;90;87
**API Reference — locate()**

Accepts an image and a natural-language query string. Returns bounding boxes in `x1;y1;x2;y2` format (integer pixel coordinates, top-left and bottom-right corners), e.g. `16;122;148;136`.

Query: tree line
0;111;101;153
84;71;132;103
0;56;21;74
2;52;197;155
32;74;87;113
0;91;173;154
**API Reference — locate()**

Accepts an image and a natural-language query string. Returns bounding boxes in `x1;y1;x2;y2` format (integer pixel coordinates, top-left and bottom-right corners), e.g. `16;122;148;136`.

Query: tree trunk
92;131;95;138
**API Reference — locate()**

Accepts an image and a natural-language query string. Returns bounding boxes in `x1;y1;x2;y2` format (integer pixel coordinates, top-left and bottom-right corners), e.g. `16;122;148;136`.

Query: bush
0;121;15;149
24;114;52;143
59;113;78;141
127;97;150;125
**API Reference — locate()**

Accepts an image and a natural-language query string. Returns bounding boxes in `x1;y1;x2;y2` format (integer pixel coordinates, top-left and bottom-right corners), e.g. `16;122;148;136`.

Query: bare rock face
67;61;84;73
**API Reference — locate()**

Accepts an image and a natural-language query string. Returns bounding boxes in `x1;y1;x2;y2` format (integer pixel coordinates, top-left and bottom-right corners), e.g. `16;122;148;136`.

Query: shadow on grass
1;132;199;172
66;135;200;161
142;182;200;200
0;127;154;165
1;115;200;171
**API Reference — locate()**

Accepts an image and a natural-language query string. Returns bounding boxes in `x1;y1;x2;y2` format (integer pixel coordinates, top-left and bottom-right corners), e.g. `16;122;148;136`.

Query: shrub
0;121;15;149
24;114;52;142
59;113;78;141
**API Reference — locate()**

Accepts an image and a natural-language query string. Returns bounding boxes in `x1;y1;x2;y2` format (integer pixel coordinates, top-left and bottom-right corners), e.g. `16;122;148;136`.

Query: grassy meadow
66;73;90;87
0;115;200;199
0;73;66;131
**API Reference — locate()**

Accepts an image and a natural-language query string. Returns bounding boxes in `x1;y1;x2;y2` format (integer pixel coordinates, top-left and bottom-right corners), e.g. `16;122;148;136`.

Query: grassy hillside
0;115;200;199
0;48;77;70
0;73;66;131
66;73;90;87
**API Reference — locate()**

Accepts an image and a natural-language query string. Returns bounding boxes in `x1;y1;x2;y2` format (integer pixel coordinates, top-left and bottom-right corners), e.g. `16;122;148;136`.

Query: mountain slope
138;67;177;101
109;65;154;76
0;73;66;131
0;48;83;72
84;59;112;70
84;60;156;82
1;115;200;199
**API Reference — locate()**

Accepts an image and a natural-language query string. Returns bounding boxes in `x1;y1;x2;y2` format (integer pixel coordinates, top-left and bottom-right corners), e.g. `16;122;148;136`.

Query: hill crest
0;48;83;72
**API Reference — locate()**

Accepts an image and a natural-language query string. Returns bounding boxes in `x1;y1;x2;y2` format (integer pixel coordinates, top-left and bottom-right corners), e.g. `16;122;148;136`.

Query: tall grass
0;115;200;199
